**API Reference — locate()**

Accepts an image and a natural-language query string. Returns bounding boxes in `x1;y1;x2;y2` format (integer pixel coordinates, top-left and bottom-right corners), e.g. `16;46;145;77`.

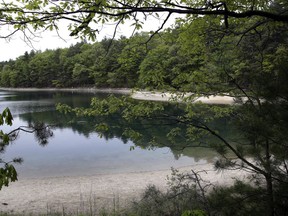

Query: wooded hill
2;17;286;93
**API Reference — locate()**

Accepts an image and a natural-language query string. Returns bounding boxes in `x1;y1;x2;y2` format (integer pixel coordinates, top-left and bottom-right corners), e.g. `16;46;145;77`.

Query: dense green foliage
0;28;206;89
0;34;149;88
1;0;288;215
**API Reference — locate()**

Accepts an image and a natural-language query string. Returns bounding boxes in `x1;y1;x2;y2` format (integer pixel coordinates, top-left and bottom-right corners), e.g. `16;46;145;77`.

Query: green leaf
2;134;10;144
95;123;109;132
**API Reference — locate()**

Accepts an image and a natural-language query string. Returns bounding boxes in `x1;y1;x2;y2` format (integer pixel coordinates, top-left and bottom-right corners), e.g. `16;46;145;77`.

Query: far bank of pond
0;87;236;104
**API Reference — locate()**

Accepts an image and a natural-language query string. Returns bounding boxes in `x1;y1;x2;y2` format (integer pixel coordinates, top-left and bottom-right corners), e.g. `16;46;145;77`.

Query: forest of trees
0;32;157;88
1;15;285;92
1;0;288;215
0;25;206;90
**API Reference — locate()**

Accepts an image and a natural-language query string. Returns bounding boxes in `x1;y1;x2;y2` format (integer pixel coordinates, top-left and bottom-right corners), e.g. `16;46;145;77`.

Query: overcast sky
0;22;129;61
0;29;79;61
0;13;177;62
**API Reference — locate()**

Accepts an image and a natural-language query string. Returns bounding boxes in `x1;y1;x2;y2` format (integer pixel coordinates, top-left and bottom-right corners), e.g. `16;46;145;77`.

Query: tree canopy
1;0;288;41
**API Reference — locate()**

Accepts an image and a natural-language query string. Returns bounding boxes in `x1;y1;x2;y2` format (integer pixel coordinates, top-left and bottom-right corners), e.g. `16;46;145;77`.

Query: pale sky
0;22;127;61
0;13;177;61
0;29;79;61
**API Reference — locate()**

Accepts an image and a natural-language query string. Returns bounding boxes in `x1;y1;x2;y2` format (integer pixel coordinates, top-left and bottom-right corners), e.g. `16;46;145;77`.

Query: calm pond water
0;90;218;179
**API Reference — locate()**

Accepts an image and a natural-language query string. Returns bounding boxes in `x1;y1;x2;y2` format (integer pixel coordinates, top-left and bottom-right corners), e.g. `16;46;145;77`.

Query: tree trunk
265;139;275;216
265;173;275;216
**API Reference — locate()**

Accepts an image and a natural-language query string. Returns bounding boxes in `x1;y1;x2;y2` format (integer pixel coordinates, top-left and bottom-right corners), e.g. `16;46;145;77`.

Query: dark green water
0;90;219;179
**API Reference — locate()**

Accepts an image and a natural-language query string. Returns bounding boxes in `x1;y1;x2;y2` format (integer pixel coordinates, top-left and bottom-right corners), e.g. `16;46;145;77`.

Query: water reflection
0;90;228;178
18;106;224;162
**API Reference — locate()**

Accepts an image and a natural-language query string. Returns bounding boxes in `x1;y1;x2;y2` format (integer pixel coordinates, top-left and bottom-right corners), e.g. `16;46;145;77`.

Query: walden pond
0;90;235;178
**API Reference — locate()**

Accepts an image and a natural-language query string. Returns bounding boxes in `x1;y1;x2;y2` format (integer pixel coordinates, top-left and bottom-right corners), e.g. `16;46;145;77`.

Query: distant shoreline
0;87;236;105
0;87;132;94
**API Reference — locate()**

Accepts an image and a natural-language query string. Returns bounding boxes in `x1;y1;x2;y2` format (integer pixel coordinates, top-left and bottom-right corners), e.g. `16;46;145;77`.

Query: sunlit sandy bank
0;163;247;214
0;88;237;105
131;91;236;104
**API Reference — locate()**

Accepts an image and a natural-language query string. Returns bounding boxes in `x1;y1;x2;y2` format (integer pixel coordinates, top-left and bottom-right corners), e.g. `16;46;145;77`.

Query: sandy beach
0;88;236;105
130;91;236;104
0;163;247;215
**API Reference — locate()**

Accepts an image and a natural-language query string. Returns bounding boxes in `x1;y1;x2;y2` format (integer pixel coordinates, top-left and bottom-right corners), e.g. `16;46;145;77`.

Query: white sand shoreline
0;87;237;105
131;91;236;104
0;163;247;214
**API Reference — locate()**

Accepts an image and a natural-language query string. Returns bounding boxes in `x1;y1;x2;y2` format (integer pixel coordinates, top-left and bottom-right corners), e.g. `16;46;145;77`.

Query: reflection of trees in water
19;104;238;161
